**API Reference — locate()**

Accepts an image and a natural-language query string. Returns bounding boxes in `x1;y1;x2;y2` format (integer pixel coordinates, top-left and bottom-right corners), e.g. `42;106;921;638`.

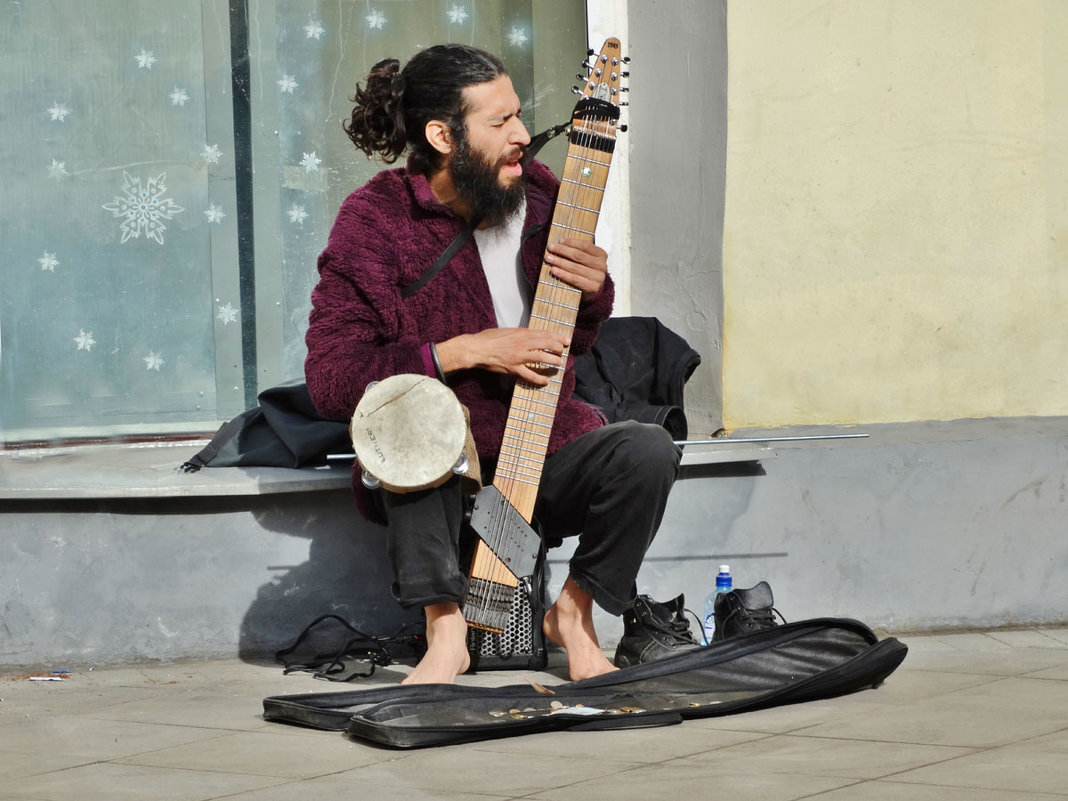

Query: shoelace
722;605;787;632
668;615;700;645
636;605;700;645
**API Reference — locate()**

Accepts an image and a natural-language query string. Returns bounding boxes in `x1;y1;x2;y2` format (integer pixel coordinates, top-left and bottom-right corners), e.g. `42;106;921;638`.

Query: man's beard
450;135;526;227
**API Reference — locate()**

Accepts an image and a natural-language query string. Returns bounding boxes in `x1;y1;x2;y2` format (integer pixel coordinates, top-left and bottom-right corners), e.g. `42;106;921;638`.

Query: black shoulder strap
401;218;479;299
400;121;571;300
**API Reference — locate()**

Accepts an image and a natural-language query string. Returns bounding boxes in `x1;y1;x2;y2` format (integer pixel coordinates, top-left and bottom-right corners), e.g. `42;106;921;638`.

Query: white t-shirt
474;201;531;328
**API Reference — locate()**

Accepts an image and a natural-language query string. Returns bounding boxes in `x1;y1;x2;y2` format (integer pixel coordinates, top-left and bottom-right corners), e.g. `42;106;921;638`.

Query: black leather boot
712;581;786;641
613;594;701;667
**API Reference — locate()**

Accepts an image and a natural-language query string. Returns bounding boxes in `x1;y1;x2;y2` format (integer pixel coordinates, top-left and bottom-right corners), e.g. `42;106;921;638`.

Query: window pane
0;0;588;444
0;0;240;442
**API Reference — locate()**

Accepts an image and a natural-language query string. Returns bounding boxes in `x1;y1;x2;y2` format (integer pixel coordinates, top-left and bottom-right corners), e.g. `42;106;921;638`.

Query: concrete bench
5;418;1067;667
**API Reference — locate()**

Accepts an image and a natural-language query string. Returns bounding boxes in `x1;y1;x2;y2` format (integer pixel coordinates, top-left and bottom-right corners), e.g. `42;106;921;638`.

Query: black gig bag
263;617;907;748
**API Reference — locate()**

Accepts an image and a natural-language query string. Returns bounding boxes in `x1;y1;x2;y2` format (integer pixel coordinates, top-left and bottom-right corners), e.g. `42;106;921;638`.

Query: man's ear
425;120;453;156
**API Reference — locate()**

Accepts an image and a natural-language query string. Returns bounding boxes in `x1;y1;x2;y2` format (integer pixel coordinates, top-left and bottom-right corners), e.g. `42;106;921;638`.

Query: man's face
449;75;531;226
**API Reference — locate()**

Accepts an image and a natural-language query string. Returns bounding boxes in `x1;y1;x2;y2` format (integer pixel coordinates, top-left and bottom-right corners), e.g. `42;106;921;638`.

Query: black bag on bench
180;379;349;471
262;617;907;748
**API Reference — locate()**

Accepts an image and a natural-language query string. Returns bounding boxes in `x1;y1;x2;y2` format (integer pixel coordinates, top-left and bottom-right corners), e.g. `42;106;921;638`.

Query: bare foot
402;602;471;685
542;576;619;681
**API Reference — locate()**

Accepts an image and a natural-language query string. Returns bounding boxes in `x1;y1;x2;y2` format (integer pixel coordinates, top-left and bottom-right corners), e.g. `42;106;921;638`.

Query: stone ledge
11;416;1063;501
0;441;351;500
0;437;783;501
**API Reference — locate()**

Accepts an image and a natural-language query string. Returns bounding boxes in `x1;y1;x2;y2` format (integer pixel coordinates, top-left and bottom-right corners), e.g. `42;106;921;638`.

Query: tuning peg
622;71;630;78
622;55;631;64
587;48;596;56
571;85;582;95
618;124;628;133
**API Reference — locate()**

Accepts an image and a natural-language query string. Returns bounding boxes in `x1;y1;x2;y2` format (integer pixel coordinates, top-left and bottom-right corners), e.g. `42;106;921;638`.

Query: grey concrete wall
0;491;417;668
3;418;1066;667
634;419;1068;632
626;0;728;434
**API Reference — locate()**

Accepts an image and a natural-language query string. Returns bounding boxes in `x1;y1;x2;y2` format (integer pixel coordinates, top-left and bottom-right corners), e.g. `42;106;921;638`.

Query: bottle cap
719;564;730;573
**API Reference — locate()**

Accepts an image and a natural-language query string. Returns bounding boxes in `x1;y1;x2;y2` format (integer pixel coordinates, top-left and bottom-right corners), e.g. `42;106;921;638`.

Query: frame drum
350;374;470;493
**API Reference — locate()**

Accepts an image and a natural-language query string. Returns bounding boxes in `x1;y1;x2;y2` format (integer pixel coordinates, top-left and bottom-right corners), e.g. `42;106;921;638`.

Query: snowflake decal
48;102;71;122
304;18;325;39
202;144;223;164
169;87;190;107
204;203;225;224
143;351;164;371
277;73;298;94
507;26;529;47
300;151;321;172
135;49;157;69
74;329;96;352
101;172;185;245
48;159;69;181
216;302;238;325
287;204;308;225
38;251;59;272
366;9;387;30
447;5;469;24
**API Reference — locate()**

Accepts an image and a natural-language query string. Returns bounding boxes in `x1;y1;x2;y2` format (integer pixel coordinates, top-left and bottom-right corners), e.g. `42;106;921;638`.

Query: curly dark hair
344;44;509;175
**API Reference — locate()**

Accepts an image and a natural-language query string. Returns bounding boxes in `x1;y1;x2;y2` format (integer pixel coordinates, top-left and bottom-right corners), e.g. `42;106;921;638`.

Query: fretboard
491;121;617;521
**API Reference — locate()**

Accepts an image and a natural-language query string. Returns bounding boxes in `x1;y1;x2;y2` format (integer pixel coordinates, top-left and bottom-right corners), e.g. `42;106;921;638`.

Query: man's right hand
434;329;570;387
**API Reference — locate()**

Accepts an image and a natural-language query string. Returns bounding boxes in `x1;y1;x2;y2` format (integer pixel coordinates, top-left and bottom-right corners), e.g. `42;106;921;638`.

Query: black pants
380;420;681;616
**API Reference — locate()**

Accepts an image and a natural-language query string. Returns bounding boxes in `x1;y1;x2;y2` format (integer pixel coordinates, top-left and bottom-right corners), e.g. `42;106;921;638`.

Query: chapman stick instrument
464;38;628;632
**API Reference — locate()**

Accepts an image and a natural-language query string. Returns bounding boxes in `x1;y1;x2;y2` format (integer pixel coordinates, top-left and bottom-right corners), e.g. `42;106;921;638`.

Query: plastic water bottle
702;565;733;644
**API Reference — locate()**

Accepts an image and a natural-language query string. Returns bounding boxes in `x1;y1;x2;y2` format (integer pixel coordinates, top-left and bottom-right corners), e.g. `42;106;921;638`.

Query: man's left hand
545;238;608;303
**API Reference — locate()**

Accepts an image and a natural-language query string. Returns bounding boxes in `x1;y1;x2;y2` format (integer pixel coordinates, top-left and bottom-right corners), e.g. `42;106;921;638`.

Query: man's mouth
501;149;525;177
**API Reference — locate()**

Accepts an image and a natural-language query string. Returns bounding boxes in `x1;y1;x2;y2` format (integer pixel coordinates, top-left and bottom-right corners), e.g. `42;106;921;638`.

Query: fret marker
581;166;592;177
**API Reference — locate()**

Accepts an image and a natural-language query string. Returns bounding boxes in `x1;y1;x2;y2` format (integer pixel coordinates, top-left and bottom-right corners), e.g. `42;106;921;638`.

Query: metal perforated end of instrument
464;578;515;633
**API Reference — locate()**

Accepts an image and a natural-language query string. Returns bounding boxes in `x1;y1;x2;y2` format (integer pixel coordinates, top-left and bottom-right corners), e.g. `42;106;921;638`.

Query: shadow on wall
238;462;769;663
238;489;421;662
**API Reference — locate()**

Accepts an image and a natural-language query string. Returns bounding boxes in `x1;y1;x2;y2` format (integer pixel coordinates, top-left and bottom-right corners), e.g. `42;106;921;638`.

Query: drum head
350;374;468;492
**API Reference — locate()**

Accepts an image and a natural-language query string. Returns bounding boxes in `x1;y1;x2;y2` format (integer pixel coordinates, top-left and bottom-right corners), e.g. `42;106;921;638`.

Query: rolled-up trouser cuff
381;477;470;609
569;569;634;617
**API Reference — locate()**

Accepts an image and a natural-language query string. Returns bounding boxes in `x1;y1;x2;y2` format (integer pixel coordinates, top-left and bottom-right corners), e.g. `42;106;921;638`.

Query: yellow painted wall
722;0;1068;428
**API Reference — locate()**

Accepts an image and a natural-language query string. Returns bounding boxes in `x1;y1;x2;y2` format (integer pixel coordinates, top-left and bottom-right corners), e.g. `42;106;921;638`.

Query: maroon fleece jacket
304;158;614;520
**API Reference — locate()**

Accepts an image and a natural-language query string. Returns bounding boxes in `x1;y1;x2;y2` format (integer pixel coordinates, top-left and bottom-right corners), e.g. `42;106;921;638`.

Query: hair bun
344;58;407;163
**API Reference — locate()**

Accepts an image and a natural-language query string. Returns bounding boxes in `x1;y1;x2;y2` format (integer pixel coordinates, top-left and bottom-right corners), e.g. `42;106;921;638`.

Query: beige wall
722;0;1068;428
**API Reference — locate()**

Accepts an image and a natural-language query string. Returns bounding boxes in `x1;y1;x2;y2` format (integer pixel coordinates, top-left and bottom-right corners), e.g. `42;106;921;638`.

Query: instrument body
464;37;626;632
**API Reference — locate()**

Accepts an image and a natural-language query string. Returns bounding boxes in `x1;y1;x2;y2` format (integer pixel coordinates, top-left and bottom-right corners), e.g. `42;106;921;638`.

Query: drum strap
400;121;570;300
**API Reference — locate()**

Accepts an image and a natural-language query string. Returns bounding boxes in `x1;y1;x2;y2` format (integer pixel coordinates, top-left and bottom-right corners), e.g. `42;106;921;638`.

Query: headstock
576;38;628;104
572;37;629;136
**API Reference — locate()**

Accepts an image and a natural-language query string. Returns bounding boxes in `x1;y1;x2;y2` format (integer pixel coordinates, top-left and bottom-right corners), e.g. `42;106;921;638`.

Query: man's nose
510;118;531;146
